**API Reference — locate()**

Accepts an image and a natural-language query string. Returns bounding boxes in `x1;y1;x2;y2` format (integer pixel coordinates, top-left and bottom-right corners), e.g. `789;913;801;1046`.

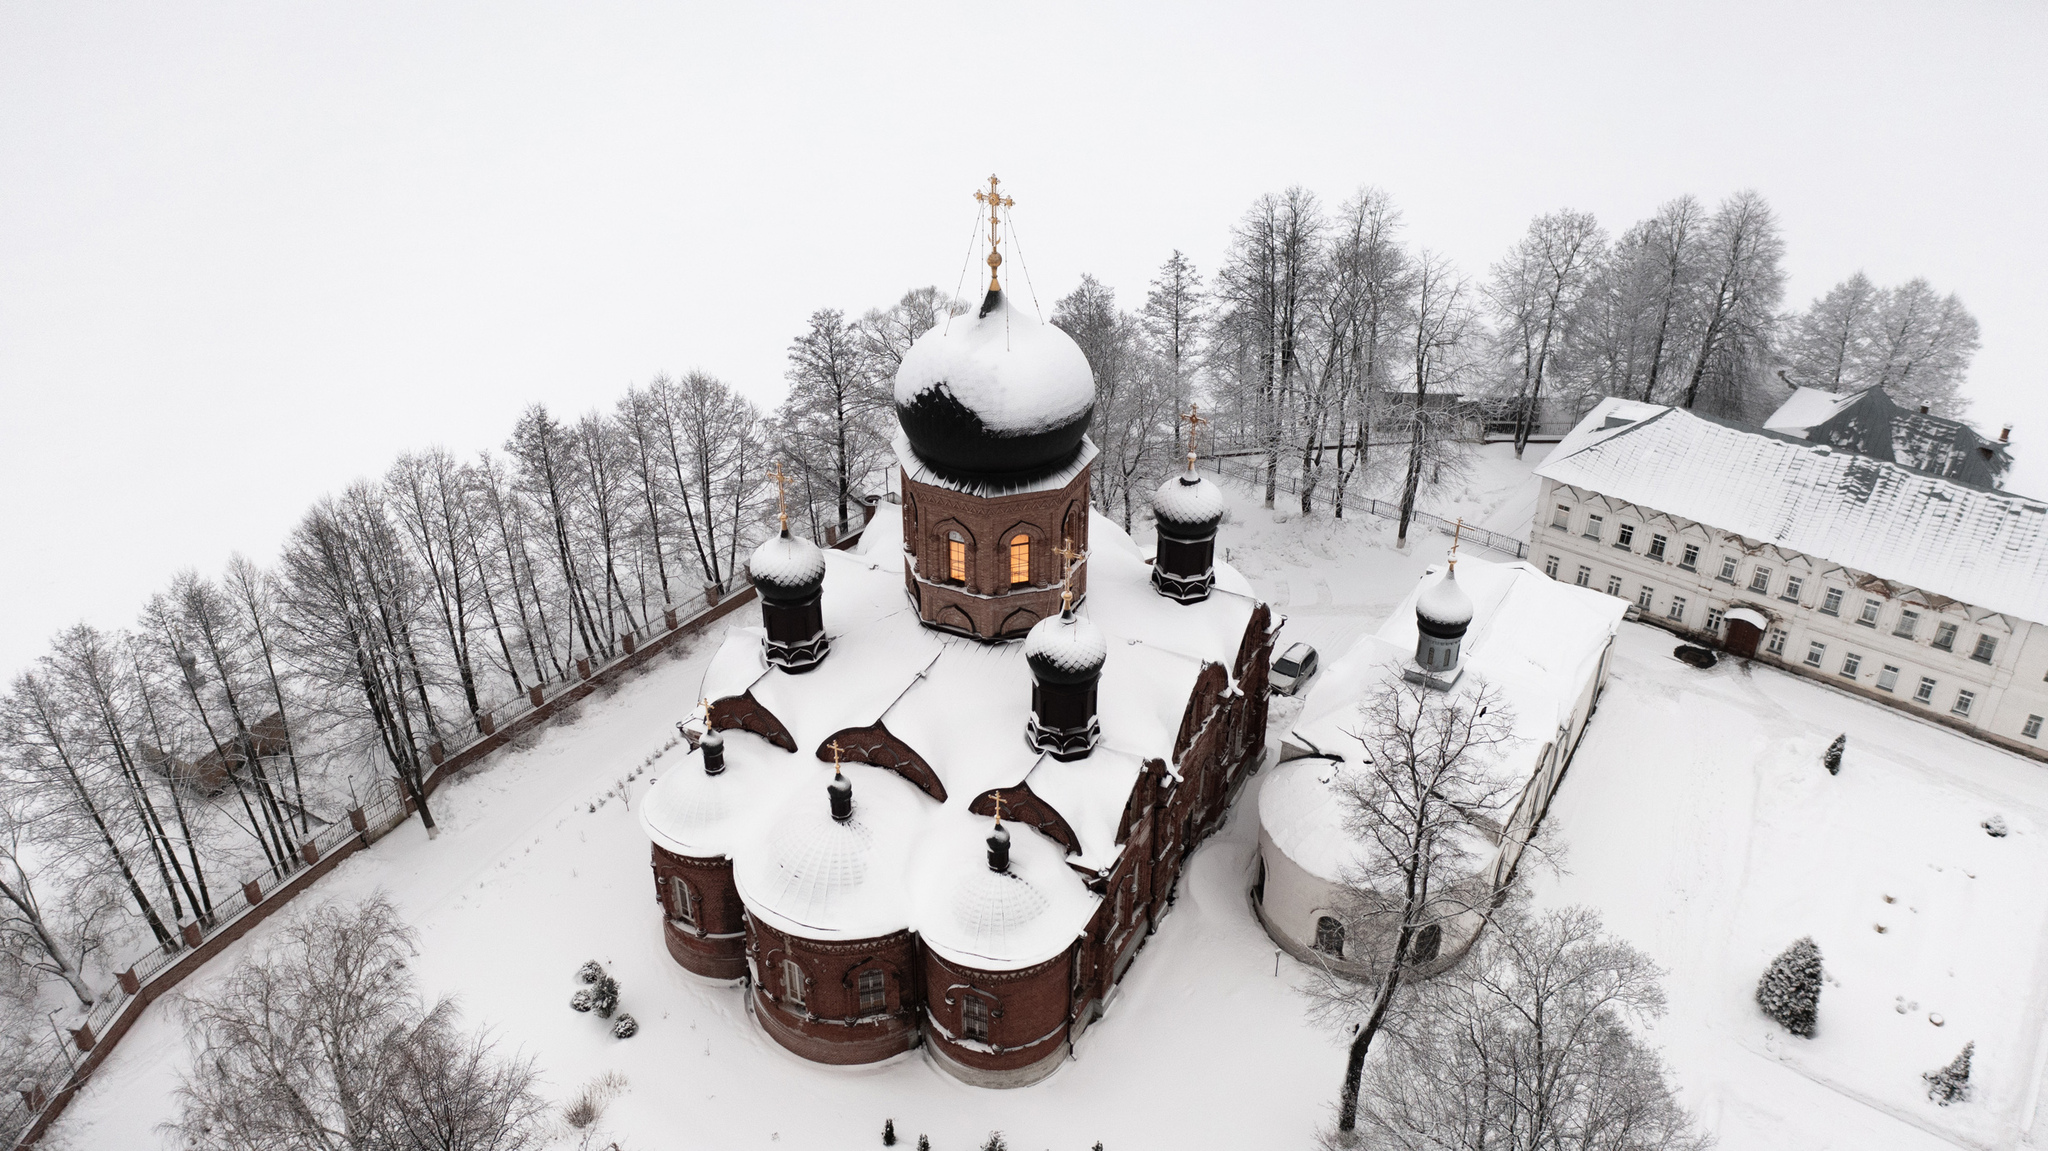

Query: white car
1269;642;1320;696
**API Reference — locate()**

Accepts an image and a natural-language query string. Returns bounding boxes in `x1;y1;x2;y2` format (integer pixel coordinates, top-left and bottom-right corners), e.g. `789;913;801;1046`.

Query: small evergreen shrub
611;1013;638;1039
570;988;594;1013
915;1137;929;1151
979;1134;1007;1151
1756;936;1823;1037
1984;815;2009;838
881;1118;896;1145
1924;1042;1974;1105
591;974;621;1019
1824;734;1845;776
578;960;606;984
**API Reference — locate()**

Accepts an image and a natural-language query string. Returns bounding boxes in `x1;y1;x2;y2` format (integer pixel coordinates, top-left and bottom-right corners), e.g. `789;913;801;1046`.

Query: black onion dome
1152;472;1226;536
893;290;1096;482
748;530;826;603
1023;608;1107;686
1415;566;1475;639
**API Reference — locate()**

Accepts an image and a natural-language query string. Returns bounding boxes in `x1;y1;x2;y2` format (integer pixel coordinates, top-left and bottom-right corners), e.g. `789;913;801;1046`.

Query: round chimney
699;728;725;776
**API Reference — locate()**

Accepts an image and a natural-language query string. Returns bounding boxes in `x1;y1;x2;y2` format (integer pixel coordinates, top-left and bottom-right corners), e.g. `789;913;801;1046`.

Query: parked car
1269;642;1319;696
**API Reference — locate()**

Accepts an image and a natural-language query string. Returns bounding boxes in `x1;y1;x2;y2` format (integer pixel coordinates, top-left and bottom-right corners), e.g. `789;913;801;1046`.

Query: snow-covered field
48;445;2048;1150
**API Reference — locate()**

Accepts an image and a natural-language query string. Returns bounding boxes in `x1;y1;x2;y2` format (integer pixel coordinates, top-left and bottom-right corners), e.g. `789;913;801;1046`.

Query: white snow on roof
909;816;1099;969
748;531;826;587
645;500;1263;967
893;431;1099;498
732;763;924;940
1023;610;1106;675
1415;567;1473;628
1539;398;2048;622
894;292;1095;435
1152;472;1226;524
1764;386;1865;434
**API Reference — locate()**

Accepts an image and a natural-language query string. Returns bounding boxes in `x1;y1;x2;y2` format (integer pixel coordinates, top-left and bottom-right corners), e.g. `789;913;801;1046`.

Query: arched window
962;995;991;1042
1009;534;1031;586
668;876;694;927
783;959;806;1010
857;968;886;1014
1314;915;1345;956
1411;923;1442;964
947;531;967;584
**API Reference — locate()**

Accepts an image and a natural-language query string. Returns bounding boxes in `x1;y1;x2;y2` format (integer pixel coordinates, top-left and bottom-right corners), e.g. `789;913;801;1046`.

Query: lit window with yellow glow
1009;535;1030;585
947;532;966;583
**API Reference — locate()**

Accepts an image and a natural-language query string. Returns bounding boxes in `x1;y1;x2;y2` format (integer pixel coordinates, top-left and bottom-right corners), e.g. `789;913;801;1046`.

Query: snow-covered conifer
578;960;605;984
881;1118;896;1145
1824;734;1845;776
570;989;594;1013
1924;1042;1974;1105
1756;937;1822;1036
979;1133;1008;1151
591;974;620;1019
915;1136;929;1151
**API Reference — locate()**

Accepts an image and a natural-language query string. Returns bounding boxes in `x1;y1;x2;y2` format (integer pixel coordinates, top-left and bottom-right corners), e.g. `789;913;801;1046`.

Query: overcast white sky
3;1;2043;677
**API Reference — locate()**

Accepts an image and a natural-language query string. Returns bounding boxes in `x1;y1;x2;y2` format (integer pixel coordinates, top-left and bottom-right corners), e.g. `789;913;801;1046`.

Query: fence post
242;879;262;905
528;685;545;708
664;607;678;629
704;584;721;607
428;741;445;766
478;712;496;736
348;806;369;834
621;631;637;655
19;1083;45;1110
300;841;319;866
117;968;140;995
181;922;203;949
69;1024;93;1053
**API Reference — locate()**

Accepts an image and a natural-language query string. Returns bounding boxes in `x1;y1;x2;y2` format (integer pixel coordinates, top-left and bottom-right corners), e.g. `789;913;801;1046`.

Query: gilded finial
1052;537;1085;611
1180;403;1209;473
993;791;1004;827
828;738;843;776
767;461;791;532
1449;519;1464;572
973;174;1015;292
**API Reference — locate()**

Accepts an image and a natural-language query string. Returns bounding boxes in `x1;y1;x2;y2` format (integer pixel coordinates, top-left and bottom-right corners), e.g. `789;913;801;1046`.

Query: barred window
857;969;886;1014
962;995;991;1042
1008;534;1031;586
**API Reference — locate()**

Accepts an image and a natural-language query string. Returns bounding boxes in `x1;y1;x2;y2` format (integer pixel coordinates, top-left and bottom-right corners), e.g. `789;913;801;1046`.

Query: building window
1932;621;1958;651
1766;629;1787;656
1706;608;1725;632
1717;556;1739;583
2025;715;2044;739
857;968;886;1014
1575;565;1591;588
1804;642;1826;668
946;532;967;584
1411;923;1443;964
1840;653;1861;678
1679;544;1700;571
1545;555;1559;579
1894;609;1920;639
1551;504;1570;530
1820;587;1843;616
1314;915;1345;956
1914;677;1936;705
1783;575;1804;602
1606;575;1623;596
1648;534;1668;561
962;995;991;1042
1666;596;1686;622
1008;534;1031;586
783;959;806;1011
1877;665;1900;692
1616;523;1635;549
1953;689;1975;718
1972;635;1998;664
1583;514;1604;541
1857;599;1881;628
1749;567;1772;594
1636;586;1654;610
669;877;694;926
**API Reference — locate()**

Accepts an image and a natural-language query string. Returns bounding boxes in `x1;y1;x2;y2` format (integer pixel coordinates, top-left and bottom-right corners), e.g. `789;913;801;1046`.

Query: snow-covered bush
578;960;606;985
881;1118;896;1145
1757;937;1822;1037
611;1013;638;1039
1824;734;1845;776
1924;1042;1973;1105
570;989;594;1013
591;974;620;1019
1984;815;2009;838
916;1137;929;1151
980;1134;1008;1151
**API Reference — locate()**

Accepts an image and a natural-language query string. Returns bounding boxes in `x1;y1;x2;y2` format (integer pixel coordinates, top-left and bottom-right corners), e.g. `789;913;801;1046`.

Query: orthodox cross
974;174;1014;291
1052;537;1085;610
1180;403;1209;472
767;461;790;532
992;791;1005;827
828;738;848;777
1449;519;1464;572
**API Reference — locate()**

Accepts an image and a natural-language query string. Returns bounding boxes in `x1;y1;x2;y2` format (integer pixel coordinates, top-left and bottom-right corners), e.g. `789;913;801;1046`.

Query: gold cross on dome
1052;537;1085;609
828;738;843;775
767;461;791;531
993;791;1004;827
973;174;1014;291
1449;519;1464;571
1180;403;1209;472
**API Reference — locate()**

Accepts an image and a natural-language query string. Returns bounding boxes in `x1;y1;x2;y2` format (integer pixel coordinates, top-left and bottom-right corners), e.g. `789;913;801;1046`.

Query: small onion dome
827;770;854;822
1023;608;1107;686
893;289;1096;481
1415;565;1474;637
748;530;826;603
1151;472;1225;533
986;820;1011;872
699;727;726;775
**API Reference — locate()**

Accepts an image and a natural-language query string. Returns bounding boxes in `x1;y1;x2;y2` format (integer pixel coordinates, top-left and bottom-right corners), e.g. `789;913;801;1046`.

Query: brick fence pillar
69;1024;93;1053
117;968;140;995
529;685;545;708
428;741;445;766
181;921;204;949
20;1083;45;1110
576;657;591;680
348;806;368;833
478;711;496;736
664;607;678;629
704;583;722;607
242;879;262;904
621;632;637;654
300;841;320;866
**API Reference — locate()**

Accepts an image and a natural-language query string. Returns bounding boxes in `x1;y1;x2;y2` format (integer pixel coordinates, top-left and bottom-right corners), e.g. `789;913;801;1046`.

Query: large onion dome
748;529;826;603
1023;608;1107;686
1416;565;1474;637
1151;471;1225;534
893;289;1096;481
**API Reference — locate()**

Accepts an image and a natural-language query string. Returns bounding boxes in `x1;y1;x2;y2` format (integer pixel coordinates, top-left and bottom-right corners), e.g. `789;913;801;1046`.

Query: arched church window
962;994;991;1042
783;958;806;1010
1411;923;1442;963
668;876;694;927
857;968;886;1013
947;532;967;584
1009;534;1031;586
1314;915;1344;956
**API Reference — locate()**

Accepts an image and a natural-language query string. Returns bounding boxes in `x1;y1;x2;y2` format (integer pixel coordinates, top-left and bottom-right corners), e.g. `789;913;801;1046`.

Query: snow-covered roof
1023;609;1106;678
1539;398;2048;622
893;431;1099;499
1269;556;1626;881
1764;386;1863;433
894;292;1095;436
1152;472;1226;526
748;531;826;589
1415;567;1473;629
643;497;1263;968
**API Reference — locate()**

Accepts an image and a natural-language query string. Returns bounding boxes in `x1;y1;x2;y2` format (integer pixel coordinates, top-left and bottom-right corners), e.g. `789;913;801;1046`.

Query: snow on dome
1416;566;1474;630
947;864;1052;956
748;531;825;596
893;291;1096;479
1151;472;1226;527
743;793;878;928
734;764;925;939
1024;610;1107;682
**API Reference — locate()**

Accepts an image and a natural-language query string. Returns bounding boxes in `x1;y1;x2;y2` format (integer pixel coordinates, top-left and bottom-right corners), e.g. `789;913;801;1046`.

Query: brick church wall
901;467;1092;639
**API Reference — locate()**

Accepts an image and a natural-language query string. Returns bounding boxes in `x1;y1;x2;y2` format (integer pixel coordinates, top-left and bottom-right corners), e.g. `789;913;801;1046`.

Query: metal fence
1204;454;1529;560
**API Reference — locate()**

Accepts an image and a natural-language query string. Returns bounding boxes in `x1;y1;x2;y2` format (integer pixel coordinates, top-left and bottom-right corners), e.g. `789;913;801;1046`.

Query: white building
1255;556;1625;975
1532;395;2048;760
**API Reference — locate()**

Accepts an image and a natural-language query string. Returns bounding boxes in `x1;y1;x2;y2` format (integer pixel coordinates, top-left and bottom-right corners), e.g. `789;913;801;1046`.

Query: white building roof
1538;398;2048;623
1763;386;1863;434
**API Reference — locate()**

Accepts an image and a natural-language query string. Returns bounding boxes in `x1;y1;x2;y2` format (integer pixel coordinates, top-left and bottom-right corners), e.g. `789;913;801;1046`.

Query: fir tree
1756;936;1822;1037
1824;734;1845;775
881;1118;896;1145
979;1134;1007;1151
916;1137;929;1151
1924;1042;1974;1105
591;973;621;1019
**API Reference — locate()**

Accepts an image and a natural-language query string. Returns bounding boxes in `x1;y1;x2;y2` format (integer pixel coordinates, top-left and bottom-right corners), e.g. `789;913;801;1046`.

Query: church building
638;180;1278;1087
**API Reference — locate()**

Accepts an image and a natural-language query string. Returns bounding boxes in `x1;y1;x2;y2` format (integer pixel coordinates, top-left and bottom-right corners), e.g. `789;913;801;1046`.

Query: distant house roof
1764;386;2012;489
1539;399;2048;623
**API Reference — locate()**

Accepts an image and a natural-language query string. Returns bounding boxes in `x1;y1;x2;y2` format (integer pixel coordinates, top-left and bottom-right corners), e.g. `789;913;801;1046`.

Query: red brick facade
649;846;748;979
746;922;923;1065
901;467;1092;639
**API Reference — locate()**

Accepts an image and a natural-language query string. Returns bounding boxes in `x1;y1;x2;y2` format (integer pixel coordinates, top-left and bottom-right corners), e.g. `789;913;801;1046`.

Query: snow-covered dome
640;750;740;856
1024;608;1107;685
893;290;1096;480
1151;472;1226;533
945;864;1052;957
1416;565;1474;636
743;790;878;929
748;530;826;603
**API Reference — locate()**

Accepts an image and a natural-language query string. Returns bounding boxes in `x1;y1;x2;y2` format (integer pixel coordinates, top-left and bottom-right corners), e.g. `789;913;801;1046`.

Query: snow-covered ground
48;444;2048;1150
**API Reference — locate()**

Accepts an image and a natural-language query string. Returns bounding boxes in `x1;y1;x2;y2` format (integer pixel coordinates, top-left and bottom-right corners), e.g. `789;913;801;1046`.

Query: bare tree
1489;211;1605;459
0;793;100;1006
1142;251;1206;456
781;308;887;536
1394;252;1477;548
1681;191;1785;417
1302;674;1517;1136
